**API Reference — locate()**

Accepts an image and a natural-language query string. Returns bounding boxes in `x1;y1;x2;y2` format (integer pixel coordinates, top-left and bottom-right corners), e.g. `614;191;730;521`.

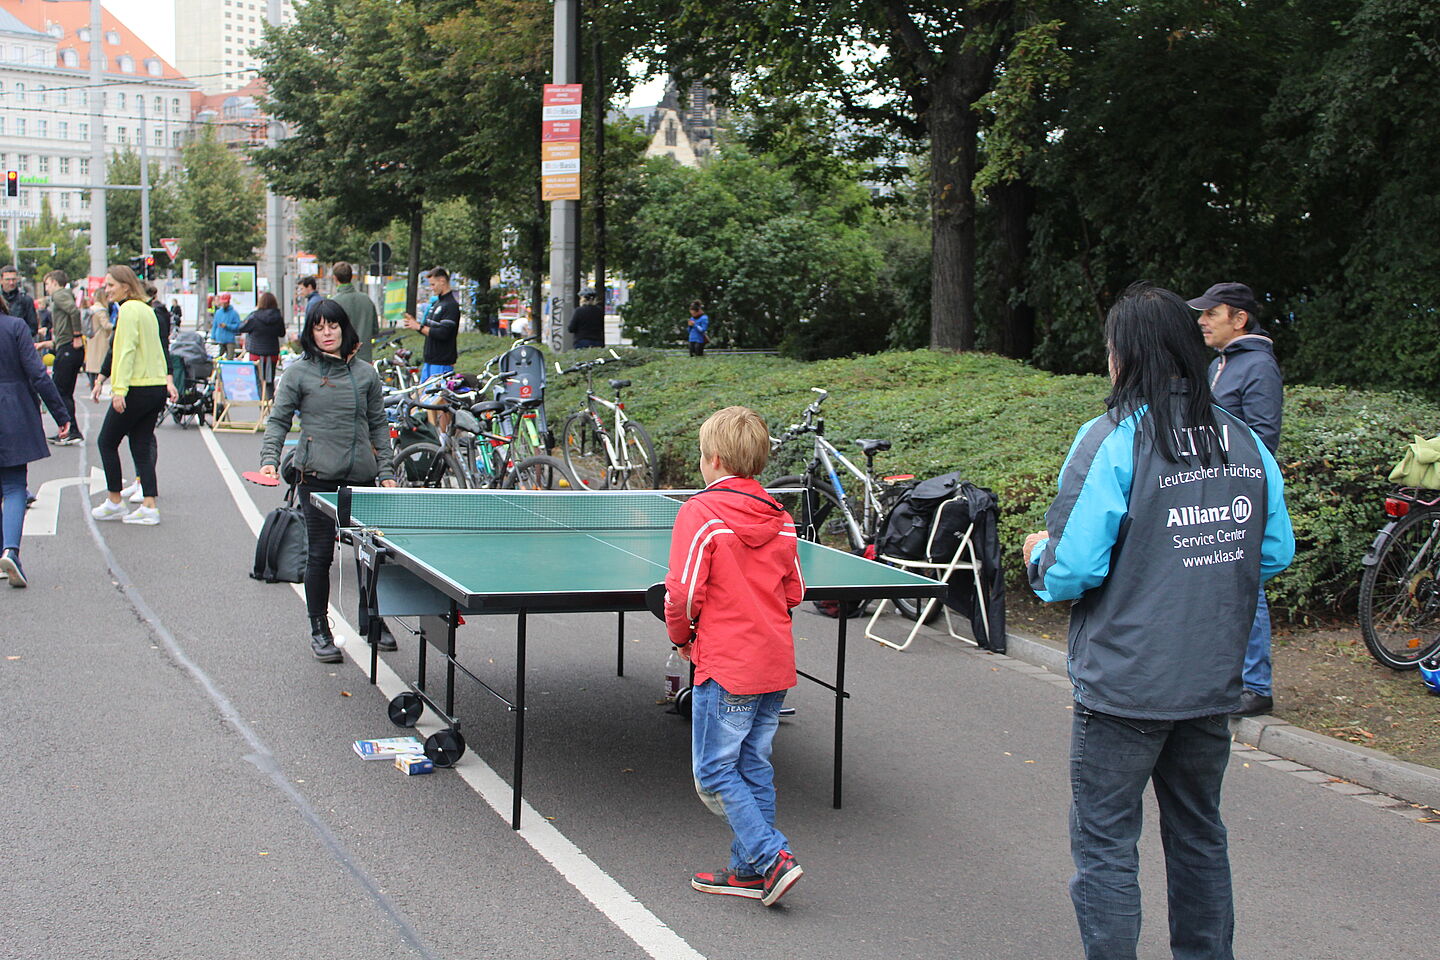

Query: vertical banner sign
542;83;583;201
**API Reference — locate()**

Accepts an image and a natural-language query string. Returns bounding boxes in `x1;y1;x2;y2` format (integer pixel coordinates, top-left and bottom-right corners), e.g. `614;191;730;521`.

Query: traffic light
5;170;16;197
144;255;155;280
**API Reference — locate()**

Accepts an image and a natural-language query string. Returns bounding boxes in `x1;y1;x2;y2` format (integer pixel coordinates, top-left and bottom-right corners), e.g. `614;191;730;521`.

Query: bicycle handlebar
554;348;626;377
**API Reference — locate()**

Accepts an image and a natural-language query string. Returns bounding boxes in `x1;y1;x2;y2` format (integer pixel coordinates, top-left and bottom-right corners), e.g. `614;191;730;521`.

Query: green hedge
450;334;1440;620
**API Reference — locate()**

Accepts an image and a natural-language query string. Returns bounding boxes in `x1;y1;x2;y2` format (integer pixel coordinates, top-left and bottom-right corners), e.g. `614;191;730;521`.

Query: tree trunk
927;87;979;351
991;179;1035;358
530;183;546;326
404;203;423;317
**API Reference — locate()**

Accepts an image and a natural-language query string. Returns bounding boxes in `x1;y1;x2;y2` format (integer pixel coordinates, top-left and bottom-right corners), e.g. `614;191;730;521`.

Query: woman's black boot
310;616;342;663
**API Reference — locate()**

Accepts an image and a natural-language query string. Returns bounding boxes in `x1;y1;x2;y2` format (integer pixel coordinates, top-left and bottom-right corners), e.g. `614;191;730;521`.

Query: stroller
168;330;216;428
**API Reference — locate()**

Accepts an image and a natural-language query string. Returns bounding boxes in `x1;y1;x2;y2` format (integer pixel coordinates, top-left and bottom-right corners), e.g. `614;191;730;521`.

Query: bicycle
1358;486;1440;669
554;349;657;490
387;375;575;491
765;388;924;619
372;334;419;389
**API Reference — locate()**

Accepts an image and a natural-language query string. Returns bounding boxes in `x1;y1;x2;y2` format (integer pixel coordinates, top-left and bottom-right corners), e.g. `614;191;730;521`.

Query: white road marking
197;426;707;960
25;470;104;535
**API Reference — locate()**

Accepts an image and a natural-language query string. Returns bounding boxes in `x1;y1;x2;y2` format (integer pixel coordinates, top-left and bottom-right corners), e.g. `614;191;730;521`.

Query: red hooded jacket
664;476;805;694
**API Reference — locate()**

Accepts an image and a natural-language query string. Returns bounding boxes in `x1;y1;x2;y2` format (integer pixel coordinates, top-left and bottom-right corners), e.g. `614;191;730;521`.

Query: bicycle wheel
612;419;658;490
1358;507;1440;669
503;455;579;491
393;442;469;489
561;413;610;490
769;475;846;548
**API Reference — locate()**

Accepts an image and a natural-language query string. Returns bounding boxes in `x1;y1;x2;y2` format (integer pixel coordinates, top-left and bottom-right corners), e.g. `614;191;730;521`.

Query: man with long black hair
1025;283;1294;960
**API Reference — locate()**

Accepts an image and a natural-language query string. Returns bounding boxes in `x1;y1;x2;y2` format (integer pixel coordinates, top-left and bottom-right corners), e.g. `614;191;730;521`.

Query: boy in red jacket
665;406;806;907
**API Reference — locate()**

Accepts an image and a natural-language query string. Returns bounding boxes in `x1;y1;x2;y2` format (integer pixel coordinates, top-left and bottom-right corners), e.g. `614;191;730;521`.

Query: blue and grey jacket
1027;399;1295;720
1209;331;1282;453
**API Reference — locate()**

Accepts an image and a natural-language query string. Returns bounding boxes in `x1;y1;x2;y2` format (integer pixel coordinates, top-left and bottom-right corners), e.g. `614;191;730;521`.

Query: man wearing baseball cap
1187;281;1283;717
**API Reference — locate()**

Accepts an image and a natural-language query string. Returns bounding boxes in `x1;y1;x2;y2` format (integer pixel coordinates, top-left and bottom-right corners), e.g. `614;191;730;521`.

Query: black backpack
877;470;969;561
251;487;307;583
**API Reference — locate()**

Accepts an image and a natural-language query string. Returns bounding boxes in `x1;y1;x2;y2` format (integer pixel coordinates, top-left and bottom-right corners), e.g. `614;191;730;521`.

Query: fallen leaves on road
340;690;352;697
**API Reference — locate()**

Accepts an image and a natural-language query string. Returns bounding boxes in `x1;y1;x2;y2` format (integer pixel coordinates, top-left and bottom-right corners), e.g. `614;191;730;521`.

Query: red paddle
242;470;280;487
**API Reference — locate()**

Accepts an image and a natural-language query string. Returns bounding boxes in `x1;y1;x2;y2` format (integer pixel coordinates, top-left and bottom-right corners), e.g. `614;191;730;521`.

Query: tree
104;148;182;262
16;198;88;282
177;127;266;308
617;147;886;354
656;0;1024;351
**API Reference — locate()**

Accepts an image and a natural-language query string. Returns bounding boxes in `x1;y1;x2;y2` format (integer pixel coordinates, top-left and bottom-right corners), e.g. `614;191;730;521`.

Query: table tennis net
337;490;686;532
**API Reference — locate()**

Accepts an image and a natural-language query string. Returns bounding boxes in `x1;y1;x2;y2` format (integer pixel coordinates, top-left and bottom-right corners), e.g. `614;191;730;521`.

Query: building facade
175;0;296;96
0;1;196;260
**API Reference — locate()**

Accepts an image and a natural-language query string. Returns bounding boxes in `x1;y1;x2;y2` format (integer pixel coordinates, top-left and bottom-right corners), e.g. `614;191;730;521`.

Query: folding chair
865;496;989;651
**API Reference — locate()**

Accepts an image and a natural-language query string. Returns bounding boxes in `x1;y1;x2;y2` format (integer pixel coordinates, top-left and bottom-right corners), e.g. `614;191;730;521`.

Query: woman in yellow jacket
90;265;168;526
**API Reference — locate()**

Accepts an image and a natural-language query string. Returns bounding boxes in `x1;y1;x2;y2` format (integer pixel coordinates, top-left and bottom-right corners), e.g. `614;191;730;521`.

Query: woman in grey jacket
259;300;395;662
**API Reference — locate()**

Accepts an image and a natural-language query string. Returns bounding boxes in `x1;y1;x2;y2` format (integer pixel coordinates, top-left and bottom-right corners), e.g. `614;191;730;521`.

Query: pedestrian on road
686;300;709;357
1024;283;1294;960
84;288;112;388
298;276;322;328
0;304;73;587
259;300;397;663
211;293;242;359
39;271;85;445
330;262;378;363
0;265;38;337
170;299;183;328
90;265;170;527
1187;281;1284;718
238;291;288;398
665;406;806;907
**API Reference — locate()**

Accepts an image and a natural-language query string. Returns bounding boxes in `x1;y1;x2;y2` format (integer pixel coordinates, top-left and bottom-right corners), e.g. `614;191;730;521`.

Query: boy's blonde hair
699;406;770;479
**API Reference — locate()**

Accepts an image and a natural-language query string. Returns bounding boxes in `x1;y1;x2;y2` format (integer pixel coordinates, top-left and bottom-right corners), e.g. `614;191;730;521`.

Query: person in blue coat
210;293;242;358
0;309;73;587
687;299;709;357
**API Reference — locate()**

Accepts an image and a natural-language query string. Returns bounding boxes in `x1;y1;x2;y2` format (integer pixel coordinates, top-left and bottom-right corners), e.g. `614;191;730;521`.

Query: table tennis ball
42;353;55;366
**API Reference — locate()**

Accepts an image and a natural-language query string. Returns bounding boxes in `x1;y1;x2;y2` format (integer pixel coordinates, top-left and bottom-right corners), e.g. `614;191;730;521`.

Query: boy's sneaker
0;549;26;588
760;850;802;907
91;499;128;521
691;868;764;899
122;505;161;526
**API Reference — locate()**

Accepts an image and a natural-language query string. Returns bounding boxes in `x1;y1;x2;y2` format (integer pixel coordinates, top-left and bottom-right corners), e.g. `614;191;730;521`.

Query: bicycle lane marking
72;408;442;960
198;425;708;960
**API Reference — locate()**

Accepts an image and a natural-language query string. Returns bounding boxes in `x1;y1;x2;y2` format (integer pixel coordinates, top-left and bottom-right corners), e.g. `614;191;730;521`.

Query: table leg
513;609;528;830
446;601;458;719
833;613;847;809
418;619;428;695
365;560;380;685
616;611;625;677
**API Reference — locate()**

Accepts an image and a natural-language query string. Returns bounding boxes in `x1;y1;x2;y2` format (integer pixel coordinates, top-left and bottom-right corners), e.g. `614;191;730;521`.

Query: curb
1000;628;1440;811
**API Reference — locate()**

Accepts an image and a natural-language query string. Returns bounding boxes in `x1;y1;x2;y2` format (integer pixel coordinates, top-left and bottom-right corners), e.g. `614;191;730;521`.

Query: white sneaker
128;487;145;504
120;480;141;501
122;505;161;526
92;499;128;521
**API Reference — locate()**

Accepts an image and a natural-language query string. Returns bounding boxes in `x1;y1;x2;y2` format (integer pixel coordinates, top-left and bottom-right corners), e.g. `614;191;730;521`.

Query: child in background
664;406;805;906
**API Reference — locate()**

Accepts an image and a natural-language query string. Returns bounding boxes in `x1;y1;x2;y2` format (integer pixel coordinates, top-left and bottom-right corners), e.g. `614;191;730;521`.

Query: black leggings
298;480;378;631
51;343;85;439
97;385;168;497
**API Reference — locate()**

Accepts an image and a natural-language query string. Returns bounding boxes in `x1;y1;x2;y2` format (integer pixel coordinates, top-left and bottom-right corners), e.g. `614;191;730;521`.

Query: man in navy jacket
1188;282;1284;716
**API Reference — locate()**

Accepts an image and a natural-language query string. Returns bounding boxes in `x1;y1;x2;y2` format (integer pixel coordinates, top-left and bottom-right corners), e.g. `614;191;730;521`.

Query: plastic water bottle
663;647;685;701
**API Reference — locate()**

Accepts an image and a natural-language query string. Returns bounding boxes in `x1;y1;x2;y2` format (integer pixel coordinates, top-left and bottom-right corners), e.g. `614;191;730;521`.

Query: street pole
267;0;286;310
138;95;151;268
549;0;579;351
87;0;107;277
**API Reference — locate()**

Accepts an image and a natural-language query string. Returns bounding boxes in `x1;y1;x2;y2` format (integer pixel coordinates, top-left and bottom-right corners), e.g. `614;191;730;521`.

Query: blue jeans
1070;706;1235;960
1242;587;1271;696
1;464;27;551
691;679;789;876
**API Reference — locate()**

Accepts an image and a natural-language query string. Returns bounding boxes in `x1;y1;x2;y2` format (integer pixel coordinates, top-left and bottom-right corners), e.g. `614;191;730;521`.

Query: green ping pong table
312;487;948;829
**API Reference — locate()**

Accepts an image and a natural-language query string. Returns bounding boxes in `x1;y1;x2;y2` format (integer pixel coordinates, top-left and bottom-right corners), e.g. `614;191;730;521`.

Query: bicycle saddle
608;378;632;391
470;400;507;415
855;438;891;455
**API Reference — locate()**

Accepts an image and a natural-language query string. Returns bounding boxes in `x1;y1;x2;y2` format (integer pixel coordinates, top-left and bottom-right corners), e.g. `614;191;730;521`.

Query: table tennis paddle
644;582;667;622
241;470;280;487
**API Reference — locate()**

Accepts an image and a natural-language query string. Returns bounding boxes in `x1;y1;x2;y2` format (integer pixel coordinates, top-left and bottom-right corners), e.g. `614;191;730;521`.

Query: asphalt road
3;404;1437;960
